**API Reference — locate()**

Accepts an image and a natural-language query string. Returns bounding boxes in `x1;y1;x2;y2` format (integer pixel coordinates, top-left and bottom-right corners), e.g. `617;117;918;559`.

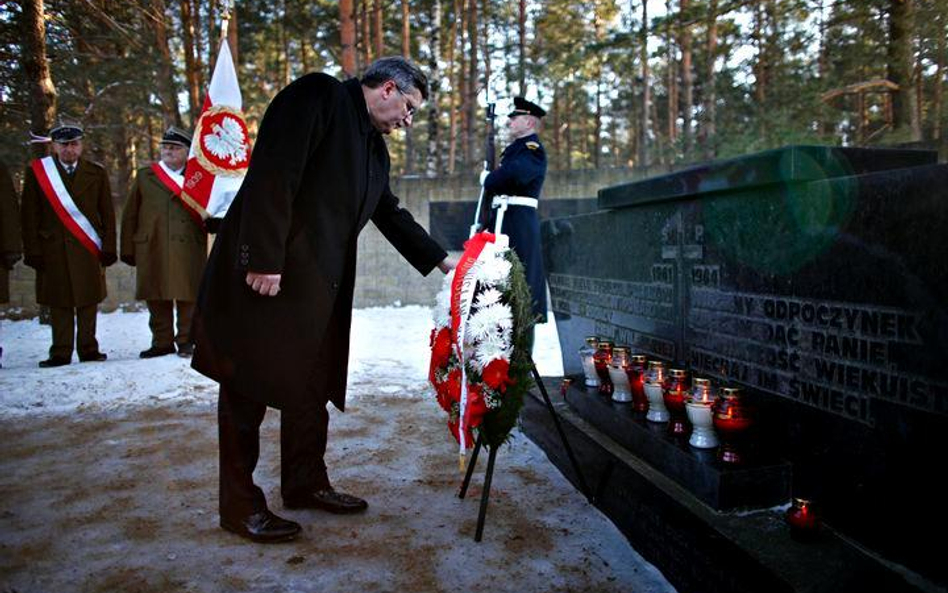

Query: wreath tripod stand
457;361;592;542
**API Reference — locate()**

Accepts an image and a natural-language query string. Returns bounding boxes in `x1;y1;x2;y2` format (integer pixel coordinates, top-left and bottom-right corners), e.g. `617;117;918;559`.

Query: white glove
479;169;490;186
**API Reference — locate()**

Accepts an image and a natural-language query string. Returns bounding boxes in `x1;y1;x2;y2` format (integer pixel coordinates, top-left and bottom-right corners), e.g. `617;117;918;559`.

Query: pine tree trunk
402;0;413;173
640;0;650;167
427;0;442;175
151;0;182;126
181;0;201;124
207;0;217;76
888;0;921;140
701;0;717;159
191;0;204;89
374;0;383;58
465;0;479;170
340;0;357;76
361;0;372;65
666;0;678;146
227;5;238;74
680;0;693;157
21;0;57;157
447;0;463;174
401;0;410;57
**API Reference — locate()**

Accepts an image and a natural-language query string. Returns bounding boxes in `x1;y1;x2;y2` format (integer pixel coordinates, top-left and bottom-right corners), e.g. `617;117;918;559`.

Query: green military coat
20;158;116;307
120;165;206;301
0;162;21;304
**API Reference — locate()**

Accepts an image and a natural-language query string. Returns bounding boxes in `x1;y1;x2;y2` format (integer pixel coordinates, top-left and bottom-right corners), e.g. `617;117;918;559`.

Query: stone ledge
519;377;929;593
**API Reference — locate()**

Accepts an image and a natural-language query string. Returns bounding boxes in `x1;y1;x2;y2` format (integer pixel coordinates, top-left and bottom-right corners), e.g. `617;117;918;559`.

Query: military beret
509;96;546;118
50;121;84;143
160;125;193;148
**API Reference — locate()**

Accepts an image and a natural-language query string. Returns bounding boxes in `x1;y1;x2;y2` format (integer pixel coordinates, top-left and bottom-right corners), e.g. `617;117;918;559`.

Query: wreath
429;232;535;455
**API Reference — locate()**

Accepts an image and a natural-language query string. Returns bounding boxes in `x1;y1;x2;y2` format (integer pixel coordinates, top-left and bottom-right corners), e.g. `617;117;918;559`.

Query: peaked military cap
160;125;192;148
509;96;546;118
49;120;84;143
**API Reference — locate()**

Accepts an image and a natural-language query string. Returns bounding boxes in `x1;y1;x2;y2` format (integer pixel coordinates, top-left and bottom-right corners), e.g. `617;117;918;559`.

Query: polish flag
180;39;251;223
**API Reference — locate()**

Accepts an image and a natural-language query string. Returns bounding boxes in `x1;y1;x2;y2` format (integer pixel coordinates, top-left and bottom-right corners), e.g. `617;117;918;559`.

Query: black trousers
217;384;332;520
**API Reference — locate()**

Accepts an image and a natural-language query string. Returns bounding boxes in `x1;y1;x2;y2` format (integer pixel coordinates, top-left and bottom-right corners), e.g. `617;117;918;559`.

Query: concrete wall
2;165;662;318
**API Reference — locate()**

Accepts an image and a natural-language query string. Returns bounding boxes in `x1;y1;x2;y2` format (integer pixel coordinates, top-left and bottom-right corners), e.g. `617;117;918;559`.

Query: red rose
464;384;490;428
430;327;453;369
446;369;462;403
482;358;513;393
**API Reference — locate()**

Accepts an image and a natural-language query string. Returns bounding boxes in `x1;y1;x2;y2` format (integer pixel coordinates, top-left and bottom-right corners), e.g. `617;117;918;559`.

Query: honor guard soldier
1;161;22;367
121;126;206;358
484;97;549;334
21;121;117;367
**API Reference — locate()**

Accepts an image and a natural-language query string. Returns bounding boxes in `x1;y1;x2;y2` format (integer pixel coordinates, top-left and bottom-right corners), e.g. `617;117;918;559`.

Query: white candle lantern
609;346;632;402
578;336;599;388
644;361;668;422
686;377;719;448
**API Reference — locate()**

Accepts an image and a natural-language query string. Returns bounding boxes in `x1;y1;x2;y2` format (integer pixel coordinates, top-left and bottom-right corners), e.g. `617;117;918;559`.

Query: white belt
490;195;537;235
491;195;538;209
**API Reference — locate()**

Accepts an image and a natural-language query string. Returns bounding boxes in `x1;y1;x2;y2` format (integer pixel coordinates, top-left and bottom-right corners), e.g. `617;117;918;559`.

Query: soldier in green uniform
1;161;22;367
21;122;117;367
121;127;206;358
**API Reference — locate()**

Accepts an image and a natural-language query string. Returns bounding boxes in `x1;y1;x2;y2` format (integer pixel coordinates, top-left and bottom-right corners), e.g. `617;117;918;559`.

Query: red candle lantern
712;386;755;463
663;368;690;435
786;498;820;541
593;341;614;396
625;354;648;412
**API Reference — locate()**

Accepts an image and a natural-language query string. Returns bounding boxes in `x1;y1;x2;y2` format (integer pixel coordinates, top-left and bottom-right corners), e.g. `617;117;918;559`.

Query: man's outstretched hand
437;255;459;274
246;272;282;296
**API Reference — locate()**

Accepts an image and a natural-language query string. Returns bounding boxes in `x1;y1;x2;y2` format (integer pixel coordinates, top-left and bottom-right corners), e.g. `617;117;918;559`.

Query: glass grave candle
663;368;690;435
786;497;820;541
626;354;648;412
713;387;755;463
686;378;718;448
608;346;633;403
643;361;668;422
578;336;599;388
593;341;614;396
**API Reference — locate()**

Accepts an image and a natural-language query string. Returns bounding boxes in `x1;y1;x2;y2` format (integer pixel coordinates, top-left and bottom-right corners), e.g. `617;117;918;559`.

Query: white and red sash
151;162;204;227
151;161;183;196
31;157;102;257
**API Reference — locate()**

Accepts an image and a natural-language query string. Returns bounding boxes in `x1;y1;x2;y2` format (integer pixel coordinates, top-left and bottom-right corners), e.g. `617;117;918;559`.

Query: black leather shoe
38;356;70;368
79;352;107;362
176;343;194;357
284;488;368;514
140;345;176;358
220;510;301;543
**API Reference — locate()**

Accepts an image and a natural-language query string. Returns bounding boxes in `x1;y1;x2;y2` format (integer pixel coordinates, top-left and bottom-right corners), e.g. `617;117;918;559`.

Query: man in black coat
484;97;548;329
191;57;457;543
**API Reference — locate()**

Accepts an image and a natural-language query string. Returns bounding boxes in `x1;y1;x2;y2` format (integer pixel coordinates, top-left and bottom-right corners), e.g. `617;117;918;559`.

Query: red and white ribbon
31;157;102;257
450;232;499;459
151;161;183;195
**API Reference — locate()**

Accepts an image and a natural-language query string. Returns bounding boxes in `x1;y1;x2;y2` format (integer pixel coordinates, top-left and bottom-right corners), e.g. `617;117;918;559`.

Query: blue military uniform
484;131;548;321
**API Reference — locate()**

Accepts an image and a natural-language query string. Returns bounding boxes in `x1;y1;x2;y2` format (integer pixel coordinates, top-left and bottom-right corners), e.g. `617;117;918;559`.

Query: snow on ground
0;305;564;416
0;307;676;593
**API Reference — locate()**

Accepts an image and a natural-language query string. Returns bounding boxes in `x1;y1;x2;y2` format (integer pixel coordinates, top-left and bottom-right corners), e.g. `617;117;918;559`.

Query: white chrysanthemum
473;255;512;288
466;302;512;343
474;287;503;310
473;342;512;370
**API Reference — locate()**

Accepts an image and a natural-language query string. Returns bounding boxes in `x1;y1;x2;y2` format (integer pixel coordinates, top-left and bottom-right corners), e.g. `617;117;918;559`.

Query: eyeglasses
397;88;418;117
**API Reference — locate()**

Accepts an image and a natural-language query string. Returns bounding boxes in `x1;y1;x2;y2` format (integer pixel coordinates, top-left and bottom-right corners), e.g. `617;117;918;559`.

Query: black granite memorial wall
540;145;947;585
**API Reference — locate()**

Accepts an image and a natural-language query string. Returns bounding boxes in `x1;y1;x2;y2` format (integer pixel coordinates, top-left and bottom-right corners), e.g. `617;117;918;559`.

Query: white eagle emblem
203;116;248;166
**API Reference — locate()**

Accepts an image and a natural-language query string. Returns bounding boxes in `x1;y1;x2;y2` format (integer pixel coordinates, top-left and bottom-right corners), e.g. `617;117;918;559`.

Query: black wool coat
191;75;447;411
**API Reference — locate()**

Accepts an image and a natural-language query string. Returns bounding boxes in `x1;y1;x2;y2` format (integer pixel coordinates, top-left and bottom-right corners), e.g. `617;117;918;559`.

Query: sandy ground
0;308;676;592
0;354;676;592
